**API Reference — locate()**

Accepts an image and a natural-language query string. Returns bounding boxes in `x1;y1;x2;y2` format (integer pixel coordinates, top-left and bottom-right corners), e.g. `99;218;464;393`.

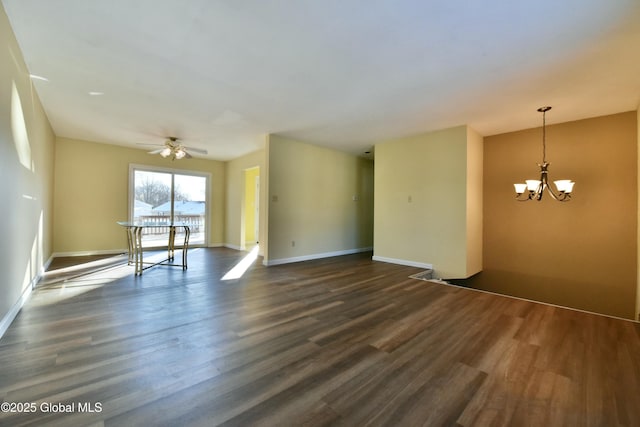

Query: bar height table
117;221;191;275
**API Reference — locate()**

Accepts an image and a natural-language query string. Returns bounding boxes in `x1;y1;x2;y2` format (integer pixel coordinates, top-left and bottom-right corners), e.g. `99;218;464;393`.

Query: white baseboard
43;254;54;273
264;247;373;266
224;243;243;251
54;245;231;257
0;254;54;340
371;255;433;270
51;249;127;258
0;285;33;339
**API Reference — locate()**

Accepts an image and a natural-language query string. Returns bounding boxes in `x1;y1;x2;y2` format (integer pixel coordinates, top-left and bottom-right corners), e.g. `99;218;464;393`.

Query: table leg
182;226;191;270
134;226;143;276
125;227;135;265
168;226;176;261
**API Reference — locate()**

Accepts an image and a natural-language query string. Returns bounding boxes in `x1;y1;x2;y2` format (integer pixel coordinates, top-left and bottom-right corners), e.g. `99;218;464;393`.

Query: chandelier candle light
514;106;575;201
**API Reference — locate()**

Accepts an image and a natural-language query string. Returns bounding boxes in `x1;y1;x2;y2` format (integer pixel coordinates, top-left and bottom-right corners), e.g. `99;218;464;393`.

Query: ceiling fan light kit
514;106;575;202
144;137;207;160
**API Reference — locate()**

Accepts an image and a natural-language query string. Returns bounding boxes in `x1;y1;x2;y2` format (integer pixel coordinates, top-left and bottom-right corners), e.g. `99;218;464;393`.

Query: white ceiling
3;0;640;160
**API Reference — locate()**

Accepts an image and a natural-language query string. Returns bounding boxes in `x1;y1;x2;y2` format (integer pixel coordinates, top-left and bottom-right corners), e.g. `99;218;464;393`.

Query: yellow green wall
0;3;56;334
53;137;226;254
373;125;483;278
225;148;266;253
266;135;374;264
477;112;637;319
244;167;260;244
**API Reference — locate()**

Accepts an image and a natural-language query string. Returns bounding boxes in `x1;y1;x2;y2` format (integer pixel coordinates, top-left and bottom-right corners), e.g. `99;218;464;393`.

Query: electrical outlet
291;240;295;247
408;195;412;203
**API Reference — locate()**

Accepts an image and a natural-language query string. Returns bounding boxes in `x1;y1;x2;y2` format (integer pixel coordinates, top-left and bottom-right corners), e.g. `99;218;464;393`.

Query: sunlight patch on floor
33;257;131;306
222;245;259;281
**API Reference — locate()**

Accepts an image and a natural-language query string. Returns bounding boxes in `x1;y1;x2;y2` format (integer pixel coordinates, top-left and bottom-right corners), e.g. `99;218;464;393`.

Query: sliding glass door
130;165;209;247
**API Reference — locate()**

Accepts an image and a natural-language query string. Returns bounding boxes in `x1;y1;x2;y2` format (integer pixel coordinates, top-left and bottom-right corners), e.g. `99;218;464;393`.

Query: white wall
0;4;56;336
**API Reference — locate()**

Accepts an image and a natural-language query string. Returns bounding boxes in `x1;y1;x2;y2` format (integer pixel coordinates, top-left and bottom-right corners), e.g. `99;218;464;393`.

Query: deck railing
135;215;204;234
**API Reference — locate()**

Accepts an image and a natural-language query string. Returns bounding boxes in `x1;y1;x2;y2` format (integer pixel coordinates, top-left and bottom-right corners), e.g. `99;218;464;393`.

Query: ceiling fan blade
148;148;164;154
183;146;208;155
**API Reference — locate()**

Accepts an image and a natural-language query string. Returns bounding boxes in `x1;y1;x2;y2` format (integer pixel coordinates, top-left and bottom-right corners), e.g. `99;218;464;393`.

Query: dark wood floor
1;248;639;426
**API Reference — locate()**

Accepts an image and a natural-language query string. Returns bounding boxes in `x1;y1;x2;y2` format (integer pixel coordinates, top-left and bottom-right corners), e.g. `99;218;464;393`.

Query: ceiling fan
142;137;208;160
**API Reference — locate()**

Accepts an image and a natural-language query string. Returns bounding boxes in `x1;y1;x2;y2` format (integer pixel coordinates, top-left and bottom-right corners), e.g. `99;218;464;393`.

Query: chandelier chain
542;108;546;163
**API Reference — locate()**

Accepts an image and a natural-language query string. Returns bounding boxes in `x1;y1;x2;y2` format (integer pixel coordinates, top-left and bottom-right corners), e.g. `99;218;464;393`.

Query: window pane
174;174;206;245
130;168;209;248
133;170;173;247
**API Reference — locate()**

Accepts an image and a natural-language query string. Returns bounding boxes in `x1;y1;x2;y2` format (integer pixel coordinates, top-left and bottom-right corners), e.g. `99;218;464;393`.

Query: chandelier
514;106;574;201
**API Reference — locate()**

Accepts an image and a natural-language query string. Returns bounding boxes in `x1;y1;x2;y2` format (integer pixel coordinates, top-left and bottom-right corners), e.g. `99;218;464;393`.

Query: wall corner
466;126;484;277
636;107;640;320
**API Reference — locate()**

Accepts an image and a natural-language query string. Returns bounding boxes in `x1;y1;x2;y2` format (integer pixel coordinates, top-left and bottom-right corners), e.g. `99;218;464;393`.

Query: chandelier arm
546;184;560;201
534;183;544;200
545;183;571;201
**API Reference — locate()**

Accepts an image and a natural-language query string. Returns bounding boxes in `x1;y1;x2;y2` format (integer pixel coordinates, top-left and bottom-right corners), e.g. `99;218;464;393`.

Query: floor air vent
409;269;433;281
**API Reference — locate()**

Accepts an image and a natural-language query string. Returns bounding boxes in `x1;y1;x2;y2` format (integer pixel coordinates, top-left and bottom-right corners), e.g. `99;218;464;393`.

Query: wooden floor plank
1;248;639;426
